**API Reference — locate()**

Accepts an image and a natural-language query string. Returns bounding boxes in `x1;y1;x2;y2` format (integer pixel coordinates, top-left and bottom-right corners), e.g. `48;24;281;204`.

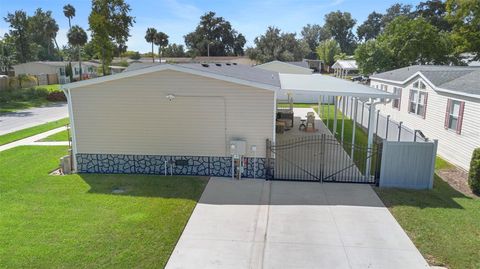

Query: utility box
230;140;247;156
61;155;72;174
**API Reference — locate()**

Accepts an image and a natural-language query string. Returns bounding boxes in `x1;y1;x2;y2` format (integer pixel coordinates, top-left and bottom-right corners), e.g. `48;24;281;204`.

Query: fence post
385;115;390;140
398;121;403;142
429;140;438;189
266;139;271;179
341;96;346;142
320;134;326;183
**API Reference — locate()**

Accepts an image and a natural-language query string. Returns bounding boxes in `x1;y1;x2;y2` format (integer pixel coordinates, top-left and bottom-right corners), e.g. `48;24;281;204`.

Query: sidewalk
0;126;69;152
0;103;68;135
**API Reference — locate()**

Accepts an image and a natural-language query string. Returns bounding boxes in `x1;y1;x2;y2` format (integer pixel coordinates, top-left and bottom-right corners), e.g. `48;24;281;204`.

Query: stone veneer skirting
76;153;267;179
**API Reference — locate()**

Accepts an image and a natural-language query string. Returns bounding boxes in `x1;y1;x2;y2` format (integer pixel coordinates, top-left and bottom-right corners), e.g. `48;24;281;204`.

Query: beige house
14;61;99;83
63;63;277;178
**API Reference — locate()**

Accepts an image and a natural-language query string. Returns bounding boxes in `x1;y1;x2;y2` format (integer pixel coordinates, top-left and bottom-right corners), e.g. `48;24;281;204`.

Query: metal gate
265;134;381;184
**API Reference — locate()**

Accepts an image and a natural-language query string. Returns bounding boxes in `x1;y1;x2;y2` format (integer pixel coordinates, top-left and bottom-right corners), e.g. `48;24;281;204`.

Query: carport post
333;96;338;137
341;96;345;142
351;98;358;158
326;96;330;130
318;95;322;118
365;100;376;177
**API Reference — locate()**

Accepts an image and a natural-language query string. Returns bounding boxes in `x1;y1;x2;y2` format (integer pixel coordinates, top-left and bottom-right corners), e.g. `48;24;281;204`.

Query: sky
0;0;422;53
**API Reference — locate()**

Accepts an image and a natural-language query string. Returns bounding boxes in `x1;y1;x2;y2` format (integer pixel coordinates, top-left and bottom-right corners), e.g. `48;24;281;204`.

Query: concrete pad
166;178;429;269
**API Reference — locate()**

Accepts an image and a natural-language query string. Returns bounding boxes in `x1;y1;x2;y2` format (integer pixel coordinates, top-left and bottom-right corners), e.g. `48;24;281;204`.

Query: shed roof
370;65;480;97
332;60;358;70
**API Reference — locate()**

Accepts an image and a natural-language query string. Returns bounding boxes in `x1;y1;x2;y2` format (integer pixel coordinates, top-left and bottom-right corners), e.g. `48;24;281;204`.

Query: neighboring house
332;60;358;79
63;63;393;178
370;65;480;170
255;60;313;75
13;61;99;84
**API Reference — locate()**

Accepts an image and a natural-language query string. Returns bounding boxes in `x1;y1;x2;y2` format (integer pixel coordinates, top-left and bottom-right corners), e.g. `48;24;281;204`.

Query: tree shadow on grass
79;173;209;201
374;175;470;209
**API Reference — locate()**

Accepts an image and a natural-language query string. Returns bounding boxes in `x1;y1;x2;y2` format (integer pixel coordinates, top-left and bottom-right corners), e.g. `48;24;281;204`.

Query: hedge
469;148;480;195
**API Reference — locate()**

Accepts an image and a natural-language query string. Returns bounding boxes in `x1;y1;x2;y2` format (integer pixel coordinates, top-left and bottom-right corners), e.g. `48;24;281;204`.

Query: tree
29;8;60;60
354;39;394;74
0;36;16;74
145;28;157;62
382;3;413;26
316;39;341;69
357;12;383;42
301;24;330;58
446;0;480;60
414;0;451;32
184;11;246;56
246;26;309;63
88;0;135;75
63;4;75;29
67;25;88;80
4;11;32;63
162;44;186;57
154;32;168;62
323;11;357;54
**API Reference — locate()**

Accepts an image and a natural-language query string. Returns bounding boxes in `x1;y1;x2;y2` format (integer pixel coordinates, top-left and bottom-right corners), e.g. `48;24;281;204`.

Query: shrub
46;90;67;102
469;148;480;195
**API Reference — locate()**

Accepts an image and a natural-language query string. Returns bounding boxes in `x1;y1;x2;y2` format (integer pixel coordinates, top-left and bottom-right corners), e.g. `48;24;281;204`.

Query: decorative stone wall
76;154;267;179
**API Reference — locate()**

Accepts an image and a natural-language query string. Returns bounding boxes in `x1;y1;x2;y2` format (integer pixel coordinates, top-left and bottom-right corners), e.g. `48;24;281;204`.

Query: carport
272;74;397;181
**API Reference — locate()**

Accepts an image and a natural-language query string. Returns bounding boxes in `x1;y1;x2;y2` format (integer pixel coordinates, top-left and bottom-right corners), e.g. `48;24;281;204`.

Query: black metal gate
265;134;381;184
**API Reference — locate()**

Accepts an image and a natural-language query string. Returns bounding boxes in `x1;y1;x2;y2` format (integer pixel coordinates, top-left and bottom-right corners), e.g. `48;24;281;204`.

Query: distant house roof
332;60;358;70
13;61;100;67
287;61;310;69
254;60;313;74
370;65;480;98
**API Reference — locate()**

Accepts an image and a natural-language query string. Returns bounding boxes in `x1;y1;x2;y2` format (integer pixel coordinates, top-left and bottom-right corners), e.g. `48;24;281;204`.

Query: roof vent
201;63;209;67
226;63;231;66
232;63;237;65
215;63;222;66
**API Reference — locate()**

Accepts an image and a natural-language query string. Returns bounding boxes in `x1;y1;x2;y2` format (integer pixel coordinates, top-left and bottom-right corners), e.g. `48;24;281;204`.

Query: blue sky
0;0;421;53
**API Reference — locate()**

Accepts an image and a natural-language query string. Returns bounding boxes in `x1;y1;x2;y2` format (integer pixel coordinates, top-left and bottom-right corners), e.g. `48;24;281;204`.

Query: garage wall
70;69;274;158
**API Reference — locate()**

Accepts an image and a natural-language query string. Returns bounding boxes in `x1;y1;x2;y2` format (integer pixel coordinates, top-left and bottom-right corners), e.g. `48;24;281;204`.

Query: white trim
371;71;480;100
272;90;277;145
63;88;78;172
61;64;279;92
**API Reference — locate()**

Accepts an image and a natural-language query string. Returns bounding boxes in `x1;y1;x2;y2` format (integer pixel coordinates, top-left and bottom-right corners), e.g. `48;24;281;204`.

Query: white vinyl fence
379;140;438;189
338;97;428;142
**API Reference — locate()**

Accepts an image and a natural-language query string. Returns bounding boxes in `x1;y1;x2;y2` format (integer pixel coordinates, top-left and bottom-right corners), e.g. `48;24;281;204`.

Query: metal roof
332;60;358;70
370;65;480;96
279;74;395;98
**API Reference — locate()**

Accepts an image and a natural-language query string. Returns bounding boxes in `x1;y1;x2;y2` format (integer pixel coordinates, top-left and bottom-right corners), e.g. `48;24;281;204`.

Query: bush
46;90;67;102
469;148;480;195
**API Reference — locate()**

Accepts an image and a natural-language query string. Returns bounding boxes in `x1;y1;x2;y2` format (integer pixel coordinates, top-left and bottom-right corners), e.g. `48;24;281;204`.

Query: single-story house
13;61;99;83
332;60;358;79
370;65;480;170
63;63;395;179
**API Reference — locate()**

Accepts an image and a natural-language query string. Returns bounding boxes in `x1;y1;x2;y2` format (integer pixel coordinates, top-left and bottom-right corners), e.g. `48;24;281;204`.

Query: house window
409;89;428;118
392;87;402;110
381;84;388;91
445;99;465;134
59;67;65;76
74;67;79;75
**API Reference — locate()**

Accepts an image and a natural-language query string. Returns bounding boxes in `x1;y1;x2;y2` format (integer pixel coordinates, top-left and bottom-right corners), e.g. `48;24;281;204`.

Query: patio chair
305;113;316;132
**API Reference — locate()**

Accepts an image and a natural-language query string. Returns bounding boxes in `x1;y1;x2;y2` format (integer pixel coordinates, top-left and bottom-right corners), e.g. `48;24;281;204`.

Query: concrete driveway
0;103;68;135
166;178;429;269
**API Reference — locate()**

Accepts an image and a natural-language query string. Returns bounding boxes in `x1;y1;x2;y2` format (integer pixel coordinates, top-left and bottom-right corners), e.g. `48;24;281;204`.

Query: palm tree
154;32;169;63
145;28;157;62
63;4;75;29
67;25;88;81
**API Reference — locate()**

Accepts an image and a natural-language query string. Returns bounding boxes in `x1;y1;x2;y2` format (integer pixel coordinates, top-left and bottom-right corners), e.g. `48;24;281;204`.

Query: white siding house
14;61;99;83
370;65;480;170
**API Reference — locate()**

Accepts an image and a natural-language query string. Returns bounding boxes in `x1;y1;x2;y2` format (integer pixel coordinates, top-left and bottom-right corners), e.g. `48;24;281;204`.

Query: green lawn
375;176;480;269
34;84;61;91
0;118;70;146
0;84;62;114
0;146;208;268
39;129;70;142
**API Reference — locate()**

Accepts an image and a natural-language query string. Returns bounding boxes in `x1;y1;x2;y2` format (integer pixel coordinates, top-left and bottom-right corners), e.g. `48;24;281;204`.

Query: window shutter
423;92;428;119
456;101;465;134
398;88;402;111
444;99;451;129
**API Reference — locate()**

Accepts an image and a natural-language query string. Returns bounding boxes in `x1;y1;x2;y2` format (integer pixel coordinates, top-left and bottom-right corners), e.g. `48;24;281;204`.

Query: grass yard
0;146;207;268
0;118;69;146
39;129;70;142
0;84;63;114
375;176;480;269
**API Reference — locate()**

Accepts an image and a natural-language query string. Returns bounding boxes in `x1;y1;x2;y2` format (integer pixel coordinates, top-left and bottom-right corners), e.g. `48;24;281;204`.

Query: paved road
0;103;68;135
166;178;429;269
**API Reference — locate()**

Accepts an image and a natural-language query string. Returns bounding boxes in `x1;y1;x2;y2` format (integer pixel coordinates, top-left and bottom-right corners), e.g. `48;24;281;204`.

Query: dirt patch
436;168;478;198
